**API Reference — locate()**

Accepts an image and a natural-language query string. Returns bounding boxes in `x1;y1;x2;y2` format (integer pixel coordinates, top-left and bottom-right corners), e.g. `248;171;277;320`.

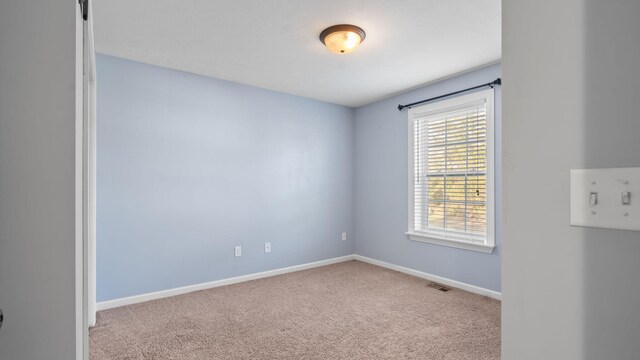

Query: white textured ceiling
93;0;501;108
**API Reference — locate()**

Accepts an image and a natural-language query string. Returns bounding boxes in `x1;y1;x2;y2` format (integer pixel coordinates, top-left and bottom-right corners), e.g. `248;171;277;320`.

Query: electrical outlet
264;242;271;253
342;232;347;241
234;246;242;257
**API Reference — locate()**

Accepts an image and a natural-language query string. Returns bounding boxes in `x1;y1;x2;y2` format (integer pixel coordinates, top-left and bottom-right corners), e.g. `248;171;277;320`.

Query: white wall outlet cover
341;232;347;241
264;242;271;253
570;167;640;231
234;246;242;257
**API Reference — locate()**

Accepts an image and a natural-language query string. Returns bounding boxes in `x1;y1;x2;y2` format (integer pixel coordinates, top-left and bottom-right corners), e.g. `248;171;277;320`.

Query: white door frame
83;0;97;329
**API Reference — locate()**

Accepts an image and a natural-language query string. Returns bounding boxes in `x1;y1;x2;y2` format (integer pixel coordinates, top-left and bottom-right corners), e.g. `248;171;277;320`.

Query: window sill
406;232;495;254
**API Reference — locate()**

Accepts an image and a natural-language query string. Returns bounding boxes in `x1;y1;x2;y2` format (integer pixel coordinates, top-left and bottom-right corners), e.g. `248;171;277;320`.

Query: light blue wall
97;54;501;301
96;54;355;302
353;64;502;292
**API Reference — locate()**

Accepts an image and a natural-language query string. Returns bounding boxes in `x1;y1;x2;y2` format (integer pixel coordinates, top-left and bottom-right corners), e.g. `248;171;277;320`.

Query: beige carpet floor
90;260;500;359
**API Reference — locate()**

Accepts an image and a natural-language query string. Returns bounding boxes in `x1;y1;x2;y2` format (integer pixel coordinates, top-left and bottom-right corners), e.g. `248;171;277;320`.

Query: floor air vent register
428;283;452;292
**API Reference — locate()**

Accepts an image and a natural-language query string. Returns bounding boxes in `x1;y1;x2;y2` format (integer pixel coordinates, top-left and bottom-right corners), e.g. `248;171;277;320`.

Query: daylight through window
407;89;495;252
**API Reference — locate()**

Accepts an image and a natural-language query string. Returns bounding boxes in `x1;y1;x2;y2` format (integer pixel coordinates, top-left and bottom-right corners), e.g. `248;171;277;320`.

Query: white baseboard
97;253;500;311
354;255;502;300
96;254;356;311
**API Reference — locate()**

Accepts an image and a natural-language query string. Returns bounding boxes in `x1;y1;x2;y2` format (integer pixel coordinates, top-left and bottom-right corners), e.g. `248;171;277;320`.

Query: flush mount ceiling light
319;24;366;54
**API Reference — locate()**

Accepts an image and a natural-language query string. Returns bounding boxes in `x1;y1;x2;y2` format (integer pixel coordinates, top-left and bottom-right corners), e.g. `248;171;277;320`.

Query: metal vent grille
428;282;452;292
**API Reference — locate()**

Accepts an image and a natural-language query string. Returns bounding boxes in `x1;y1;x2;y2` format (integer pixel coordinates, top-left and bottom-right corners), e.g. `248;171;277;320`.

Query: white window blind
408;89;494;251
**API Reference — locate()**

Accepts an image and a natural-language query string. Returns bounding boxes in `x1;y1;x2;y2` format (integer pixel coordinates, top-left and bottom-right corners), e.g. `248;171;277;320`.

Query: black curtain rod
397;78;501;111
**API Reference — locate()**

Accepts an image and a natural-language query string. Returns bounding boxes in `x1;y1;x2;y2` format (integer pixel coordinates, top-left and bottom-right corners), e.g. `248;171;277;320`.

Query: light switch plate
570;167;640;231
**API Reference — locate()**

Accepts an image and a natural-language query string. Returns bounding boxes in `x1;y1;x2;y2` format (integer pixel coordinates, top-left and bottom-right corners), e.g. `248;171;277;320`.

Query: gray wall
502;1;585;356
582;1;640;358
353;64;502;292
96;54;355;302
502;0;640;359
0;1;82;359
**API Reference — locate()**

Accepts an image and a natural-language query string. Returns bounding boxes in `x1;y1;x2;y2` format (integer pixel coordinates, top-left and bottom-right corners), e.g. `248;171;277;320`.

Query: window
407;89;495;253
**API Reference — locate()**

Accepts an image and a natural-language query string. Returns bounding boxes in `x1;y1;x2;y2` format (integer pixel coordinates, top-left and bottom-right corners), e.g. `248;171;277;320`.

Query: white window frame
406;89;495;253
